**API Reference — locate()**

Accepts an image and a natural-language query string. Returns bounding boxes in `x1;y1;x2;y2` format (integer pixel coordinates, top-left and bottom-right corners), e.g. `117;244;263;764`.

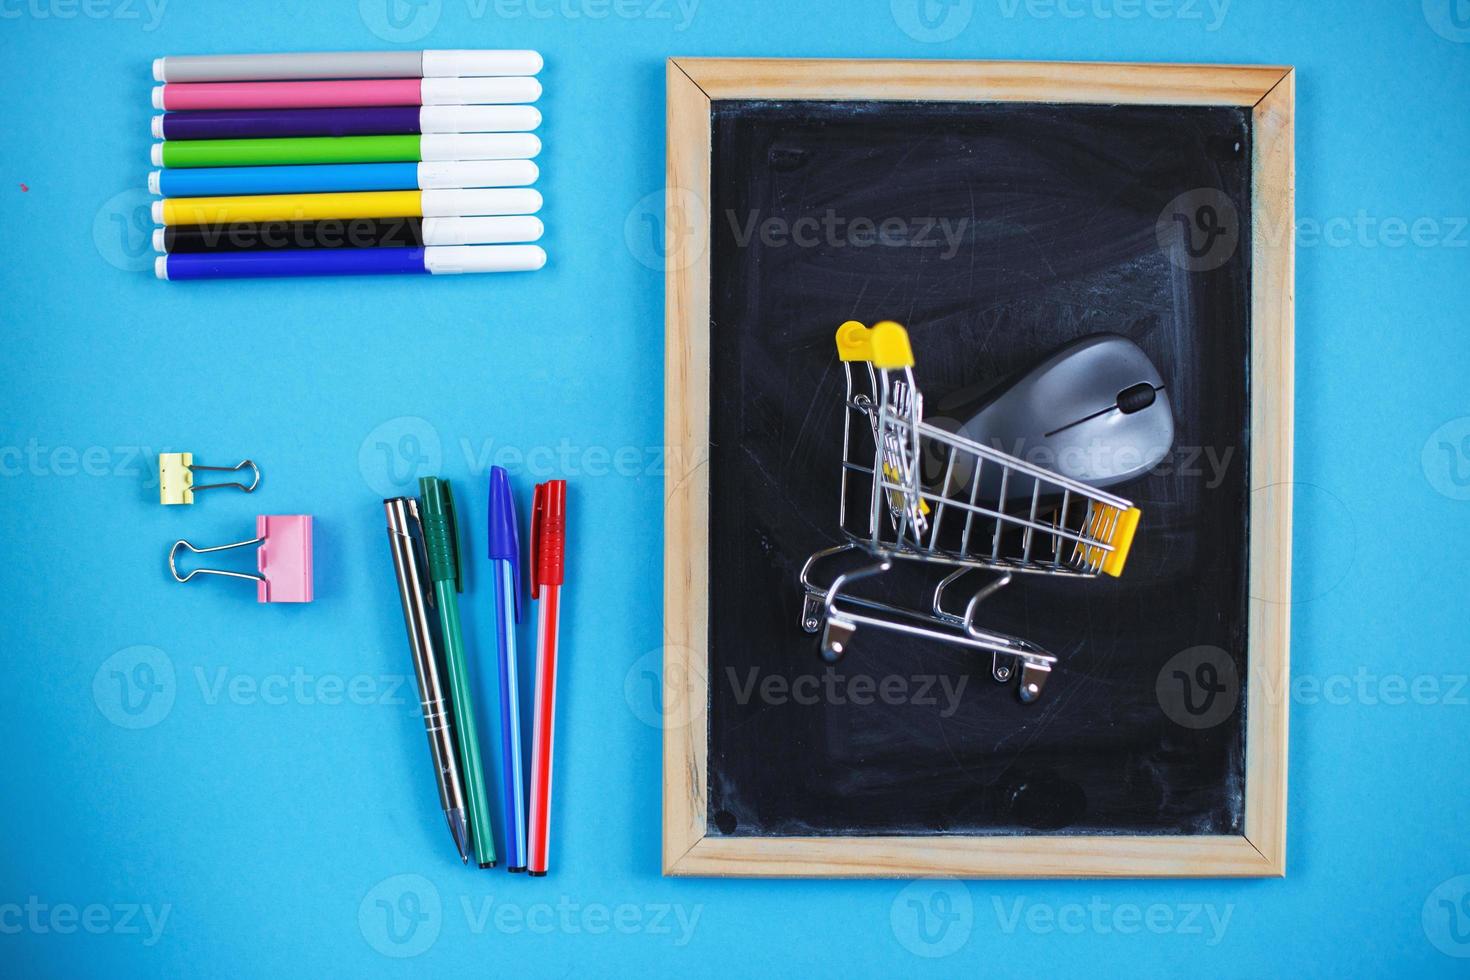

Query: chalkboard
664;59;1294;877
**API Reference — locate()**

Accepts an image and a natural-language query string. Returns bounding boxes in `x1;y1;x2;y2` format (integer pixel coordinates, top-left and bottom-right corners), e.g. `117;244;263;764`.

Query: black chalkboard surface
705;100;1252;838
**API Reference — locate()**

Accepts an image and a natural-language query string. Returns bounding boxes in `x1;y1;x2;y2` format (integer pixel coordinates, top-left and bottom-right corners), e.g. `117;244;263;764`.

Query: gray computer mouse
923;334;1174;503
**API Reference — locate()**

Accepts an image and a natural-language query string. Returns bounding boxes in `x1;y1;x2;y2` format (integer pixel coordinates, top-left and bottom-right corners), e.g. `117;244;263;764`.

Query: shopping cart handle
835;320;914;369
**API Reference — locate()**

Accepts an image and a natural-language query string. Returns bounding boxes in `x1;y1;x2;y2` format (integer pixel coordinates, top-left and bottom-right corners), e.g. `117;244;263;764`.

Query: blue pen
488;467;528;872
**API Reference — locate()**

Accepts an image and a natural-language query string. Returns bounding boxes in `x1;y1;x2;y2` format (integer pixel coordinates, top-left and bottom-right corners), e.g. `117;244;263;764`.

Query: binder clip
159;452;260;505
168;515;313;603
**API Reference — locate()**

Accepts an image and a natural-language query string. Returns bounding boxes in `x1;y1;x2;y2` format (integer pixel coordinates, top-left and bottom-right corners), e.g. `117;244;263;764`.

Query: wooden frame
664;58;1294;878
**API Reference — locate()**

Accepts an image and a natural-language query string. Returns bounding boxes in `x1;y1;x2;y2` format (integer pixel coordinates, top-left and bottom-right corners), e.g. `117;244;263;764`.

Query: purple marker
153;105;541;141
154;245;547;280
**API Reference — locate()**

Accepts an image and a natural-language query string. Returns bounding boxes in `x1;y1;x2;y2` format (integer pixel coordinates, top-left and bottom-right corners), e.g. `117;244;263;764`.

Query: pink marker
153;76;542;111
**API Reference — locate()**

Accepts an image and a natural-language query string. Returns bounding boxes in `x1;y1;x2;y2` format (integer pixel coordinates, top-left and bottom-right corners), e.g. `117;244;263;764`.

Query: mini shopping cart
798;321;1144;703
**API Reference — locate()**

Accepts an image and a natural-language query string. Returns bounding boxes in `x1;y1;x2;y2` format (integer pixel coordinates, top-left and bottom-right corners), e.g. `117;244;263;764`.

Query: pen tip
446;809;470;864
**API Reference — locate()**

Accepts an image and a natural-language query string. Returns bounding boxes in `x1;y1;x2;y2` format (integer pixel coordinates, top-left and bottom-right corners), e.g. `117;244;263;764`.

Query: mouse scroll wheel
1116;382;1157;415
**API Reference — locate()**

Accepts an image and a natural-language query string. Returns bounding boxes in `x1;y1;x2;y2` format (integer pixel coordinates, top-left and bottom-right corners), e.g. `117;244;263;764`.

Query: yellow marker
150;188;542;227
153;190;421;226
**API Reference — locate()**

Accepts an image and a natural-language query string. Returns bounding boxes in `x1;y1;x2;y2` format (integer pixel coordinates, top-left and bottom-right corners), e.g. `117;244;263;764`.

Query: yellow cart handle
836;320;914;369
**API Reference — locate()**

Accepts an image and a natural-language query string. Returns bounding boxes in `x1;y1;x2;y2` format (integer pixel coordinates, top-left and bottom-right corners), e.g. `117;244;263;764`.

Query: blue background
2;1;1468;976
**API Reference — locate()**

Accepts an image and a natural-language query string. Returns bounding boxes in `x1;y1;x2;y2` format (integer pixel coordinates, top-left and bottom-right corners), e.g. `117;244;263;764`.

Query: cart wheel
1016;661;1052;704
821;616;857;663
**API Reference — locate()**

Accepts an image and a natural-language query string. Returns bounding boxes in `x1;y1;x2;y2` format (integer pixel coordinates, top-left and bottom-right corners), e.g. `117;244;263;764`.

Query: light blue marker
148;160;539;198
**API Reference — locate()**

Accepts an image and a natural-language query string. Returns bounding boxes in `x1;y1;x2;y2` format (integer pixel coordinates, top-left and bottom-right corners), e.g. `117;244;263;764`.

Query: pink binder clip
169;515;314;603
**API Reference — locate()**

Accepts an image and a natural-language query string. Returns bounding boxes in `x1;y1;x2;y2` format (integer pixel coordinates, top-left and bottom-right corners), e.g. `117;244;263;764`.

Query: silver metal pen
384;496;470;863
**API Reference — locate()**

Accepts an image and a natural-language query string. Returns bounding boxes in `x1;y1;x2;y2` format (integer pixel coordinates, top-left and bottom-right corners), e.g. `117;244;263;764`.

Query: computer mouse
922;334;1174;503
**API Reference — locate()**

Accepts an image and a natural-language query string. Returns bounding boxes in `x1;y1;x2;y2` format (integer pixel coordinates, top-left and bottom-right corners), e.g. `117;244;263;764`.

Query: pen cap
486;466;523;620
417;476;463;591
531;480;566;592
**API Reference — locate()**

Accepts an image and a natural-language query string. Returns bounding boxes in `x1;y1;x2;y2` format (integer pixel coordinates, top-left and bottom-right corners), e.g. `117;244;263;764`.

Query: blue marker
488;467;529;872
155;245;546;280
149;160;538;198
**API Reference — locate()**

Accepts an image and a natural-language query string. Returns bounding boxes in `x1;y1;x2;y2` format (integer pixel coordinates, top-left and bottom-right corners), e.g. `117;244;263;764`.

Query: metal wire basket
798;320;1143;702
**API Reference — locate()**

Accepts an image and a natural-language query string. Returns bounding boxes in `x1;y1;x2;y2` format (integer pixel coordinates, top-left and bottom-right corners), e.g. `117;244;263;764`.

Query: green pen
418;477;497;869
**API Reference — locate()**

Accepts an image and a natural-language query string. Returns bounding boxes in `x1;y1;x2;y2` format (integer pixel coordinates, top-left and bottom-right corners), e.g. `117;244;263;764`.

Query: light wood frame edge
664;58;1294;879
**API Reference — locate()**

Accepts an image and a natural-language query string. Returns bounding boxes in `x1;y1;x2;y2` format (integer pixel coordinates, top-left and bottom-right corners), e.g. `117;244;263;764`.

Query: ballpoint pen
383;497;470;864
487;466;528;872
418;477;497;870
527;480;566;877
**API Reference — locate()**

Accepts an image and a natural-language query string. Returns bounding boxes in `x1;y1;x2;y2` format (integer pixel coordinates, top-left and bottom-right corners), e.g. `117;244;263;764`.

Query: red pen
527;480;566;876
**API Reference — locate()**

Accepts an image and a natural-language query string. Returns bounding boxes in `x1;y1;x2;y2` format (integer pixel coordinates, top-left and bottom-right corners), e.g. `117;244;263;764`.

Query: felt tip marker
153;216;544;253
153;50;543;83
152;105;542;140
153;77;542;111
154;245;548;280
149;161;539;197
151;133;541;168
152;188;543;226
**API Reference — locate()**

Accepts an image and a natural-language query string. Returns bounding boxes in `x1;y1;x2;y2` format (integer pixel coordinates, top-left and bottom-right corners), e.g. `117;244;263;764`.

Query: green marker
418;477;497;869
152;133;540;169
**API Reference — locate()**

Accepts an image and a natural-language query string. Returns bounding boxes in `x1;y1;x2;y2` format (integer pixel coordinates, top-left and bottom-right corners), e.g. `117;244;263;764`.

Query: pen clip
407;498;436;611
530;483;545;595
443;479;463;594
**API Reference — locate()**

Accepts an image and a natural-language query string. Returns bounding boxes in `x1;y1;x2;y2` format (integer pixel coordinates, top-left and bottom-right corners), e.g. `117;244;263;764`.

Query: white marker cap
154;256;169;280
152;58;166;82
420;216;544;246
416;160;539;189
419;134;541;163
420;188;543;217
148;171;162;195
151;200;164;224
418;105;542;134
152;228;166;252
152;115;164;139
420;76;542;106
152;86;164;110
423;244;547;274
150;144;164;167
422;50;543;77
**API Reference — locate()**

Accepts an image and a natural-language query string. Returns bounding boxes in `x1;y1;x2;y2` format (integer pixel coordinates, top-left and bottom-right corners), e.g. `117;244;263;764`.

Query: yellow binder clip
159;452;261;506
